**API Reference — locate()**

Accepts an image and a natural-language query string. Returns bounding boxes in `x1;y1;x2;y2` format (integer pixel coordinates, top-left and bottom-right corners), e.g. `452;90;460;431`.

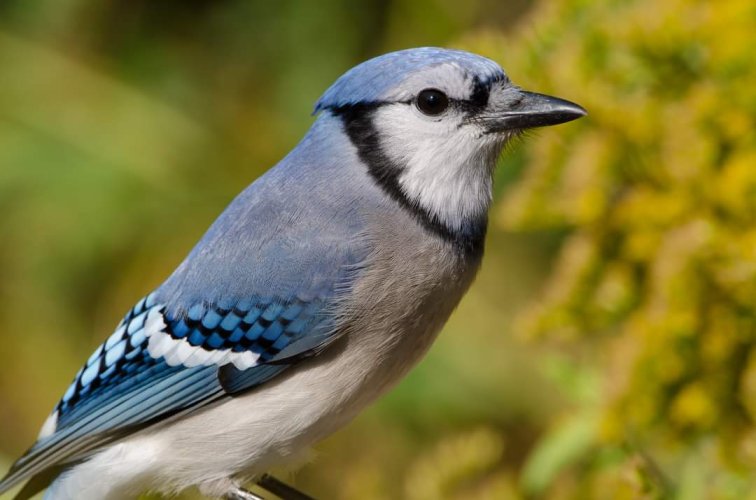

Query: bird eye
416;89;449;116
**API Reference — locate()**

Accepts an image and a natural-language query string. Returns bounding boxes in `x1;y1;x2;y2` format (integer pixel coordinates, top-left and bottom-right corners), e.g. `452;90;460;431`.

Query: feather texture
0;47;577;500
1;286;347;496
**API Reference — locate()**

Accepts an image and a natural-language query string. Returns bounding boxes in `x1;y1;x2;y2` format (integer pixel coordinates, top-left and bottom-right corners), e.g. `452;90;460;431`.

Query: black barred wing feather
0;292;339;498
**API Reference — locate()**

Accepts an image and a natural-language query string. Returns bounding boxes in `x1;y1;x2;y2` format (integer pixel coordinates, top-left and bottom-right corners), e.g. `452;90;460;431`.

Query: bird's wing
0;287;348;498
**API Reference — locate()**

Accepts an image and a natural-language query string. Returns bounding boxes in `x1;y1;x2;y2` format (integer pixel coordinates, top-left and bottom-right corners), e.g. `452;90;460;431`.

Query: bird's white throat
373;104;505;232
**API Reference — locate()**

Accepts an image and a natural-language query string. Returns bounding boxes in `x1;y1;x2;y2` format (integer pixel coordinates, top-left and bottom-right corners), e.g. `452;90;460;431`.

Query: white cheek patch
373;104;504;231
145;308;261;371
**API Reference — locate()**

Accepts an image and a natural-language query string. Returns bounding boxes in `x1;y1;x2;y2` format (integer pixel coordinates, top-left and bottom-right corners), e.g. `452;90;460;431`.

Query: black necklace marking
329;103;486;256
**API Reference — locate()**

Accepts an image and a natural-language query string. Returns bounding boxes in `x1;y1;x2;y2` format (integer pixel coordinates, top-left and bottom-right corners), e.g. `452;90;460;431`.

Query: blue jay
0;47;585;499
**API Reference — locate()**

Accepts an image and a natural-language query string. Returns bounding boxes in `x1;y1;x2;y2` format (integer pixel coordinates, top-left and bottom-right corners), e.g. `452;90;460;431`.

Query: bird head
315;47;586;241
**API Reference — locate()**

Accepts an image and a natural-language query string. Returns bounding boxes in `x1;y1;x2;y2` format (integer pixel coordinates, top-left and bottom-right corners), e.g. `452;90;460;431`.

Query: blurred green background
0;0;754;498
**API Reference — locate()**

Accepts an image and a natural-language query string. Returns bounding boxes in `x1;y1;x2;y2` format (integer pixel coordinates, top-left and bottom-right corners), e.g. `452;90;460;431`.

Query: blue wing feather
0;289;344;496
54;292;333;428
1;92;376;498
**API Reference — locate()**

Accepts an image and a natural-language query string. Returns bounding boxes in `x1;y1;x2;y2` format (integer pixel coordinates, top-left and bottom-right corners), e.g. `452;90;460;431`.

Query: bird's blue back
157;113;375;308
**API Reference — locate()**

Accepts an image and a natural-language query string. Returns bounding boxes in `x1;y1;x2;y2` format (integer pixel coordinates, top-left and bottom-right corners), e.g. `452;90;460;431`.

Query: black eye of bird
416;88;449;116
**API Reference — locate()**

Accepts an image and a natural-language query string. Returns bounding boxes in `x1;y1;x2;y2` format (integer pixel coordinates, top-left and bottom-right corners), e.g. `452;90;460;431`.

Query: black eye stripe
404;98;488;117
412;76;494;116
470;76;490;107
400;97;487;114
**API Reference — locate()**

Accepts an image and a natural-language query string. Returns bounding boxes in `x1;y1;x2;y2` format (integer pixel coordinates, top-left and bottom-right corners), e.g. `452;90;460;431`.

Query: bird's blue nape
314;47;506;112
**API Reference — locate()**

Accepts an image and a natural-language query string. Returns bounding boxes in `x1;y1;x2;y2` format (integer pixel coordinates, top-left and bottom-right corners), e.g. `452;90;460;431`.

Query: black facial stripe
328;103;486;256
400;74;504;117
395;71;506;117
461;73;508;115
470;75;491;108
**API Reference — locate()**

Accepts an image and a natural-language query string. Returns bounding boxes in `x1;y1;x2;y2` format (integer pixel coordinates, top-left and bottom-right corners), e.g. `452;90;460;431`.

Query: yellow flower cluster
468;0;756;495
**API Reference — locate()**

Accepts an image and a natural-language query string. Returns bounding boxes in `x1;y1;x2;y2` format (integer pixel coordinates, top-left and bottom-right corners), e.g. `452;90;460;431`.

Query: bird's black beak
484;90;586;133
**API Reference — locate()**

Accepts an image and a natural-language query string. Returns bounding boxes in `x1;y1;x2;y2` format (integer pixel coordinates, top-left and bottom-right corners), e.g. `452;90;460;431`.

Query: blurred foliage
0;0;754;499
470;0;756;497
